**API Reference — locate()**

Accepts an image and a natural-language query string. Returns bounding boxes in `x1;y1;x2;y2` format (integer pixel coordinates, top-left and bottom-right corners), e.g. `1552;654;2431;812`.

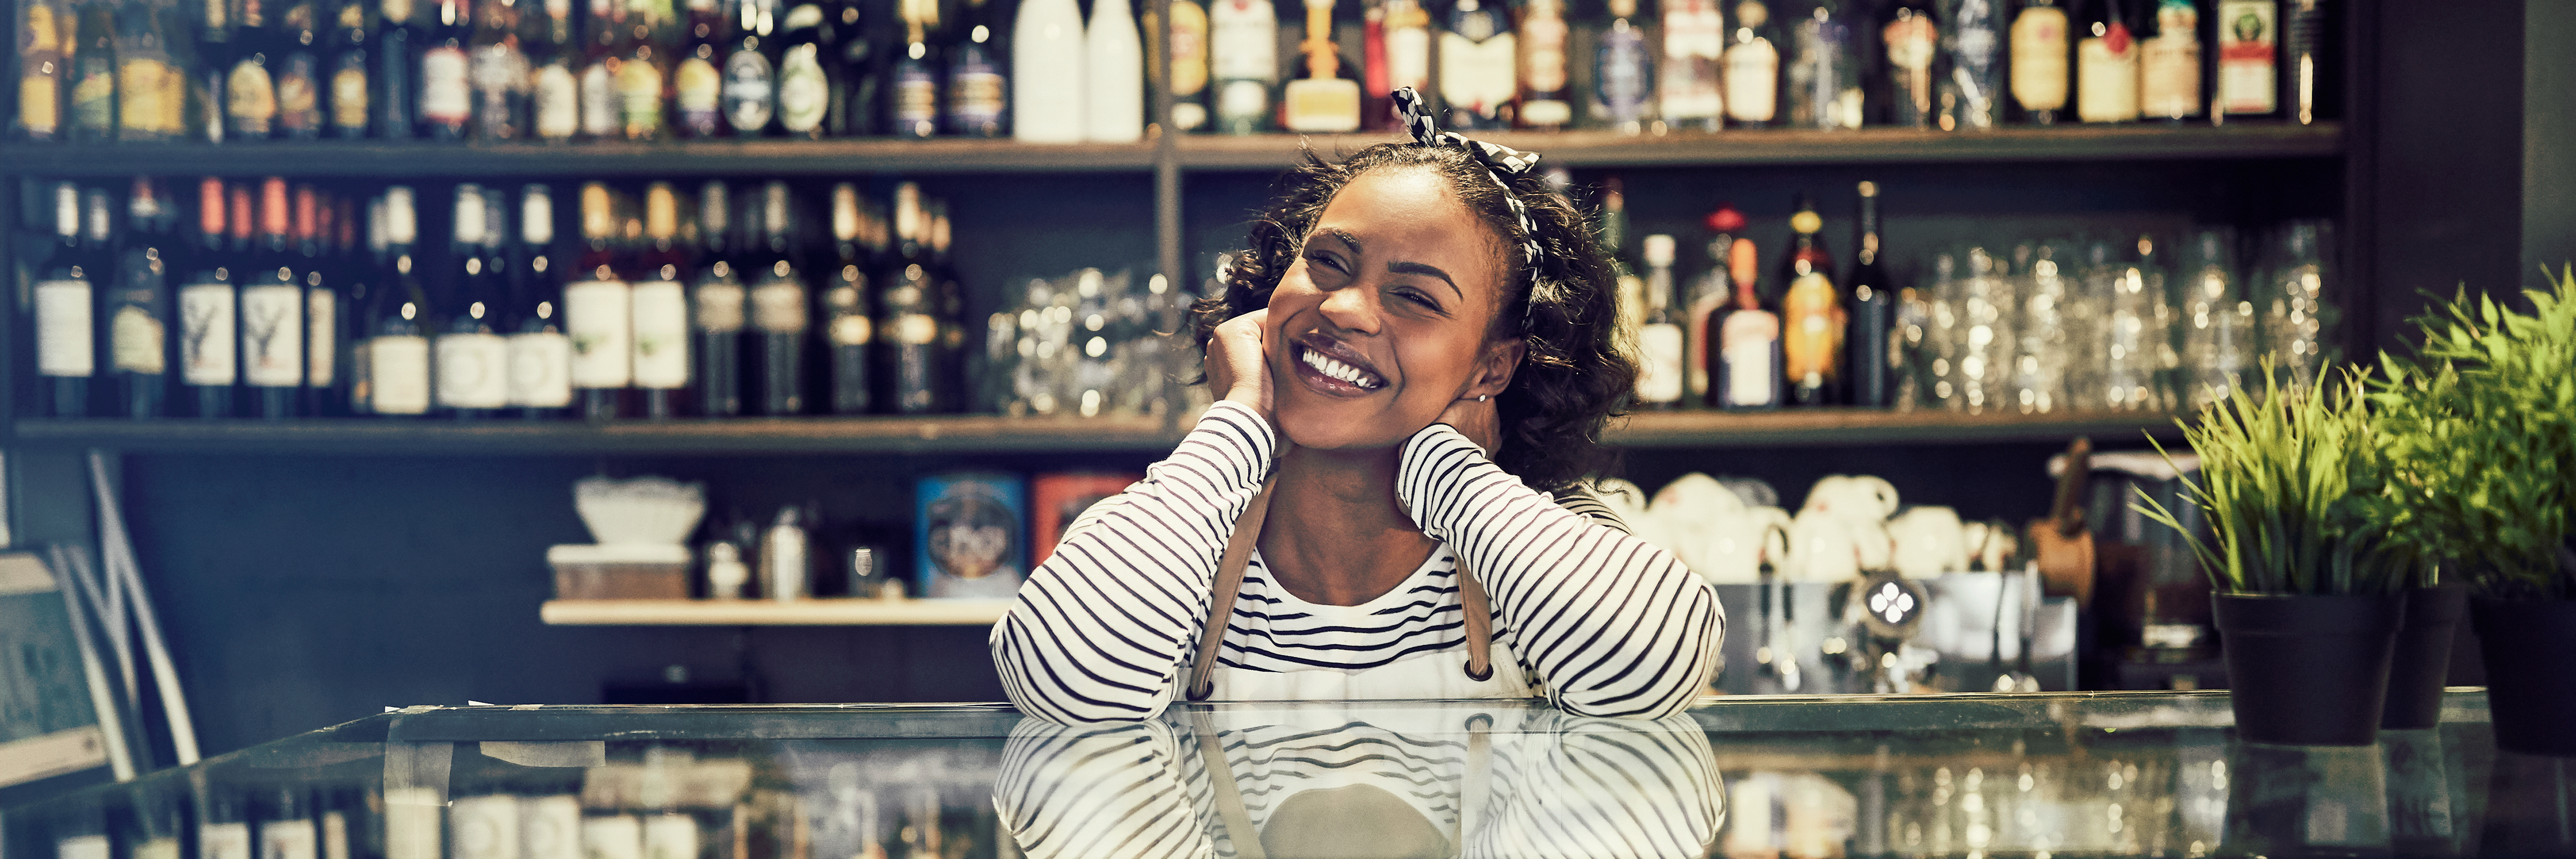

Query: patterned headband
1391;88;1547;288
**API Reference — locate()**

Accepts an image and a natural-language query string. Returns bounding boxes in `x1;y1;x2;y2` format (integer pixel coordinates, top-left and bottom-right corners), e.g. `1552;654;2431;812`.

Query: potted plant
2139;365;2409;746
2365;272;2576;754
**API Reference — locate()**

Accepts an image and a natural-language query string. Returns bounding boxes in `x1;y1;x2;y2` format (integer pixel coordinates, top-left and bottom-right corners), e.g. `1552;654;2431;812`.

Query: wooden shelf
540;598;1011;625
1603;409;2186;447
8;413;1177;455
1177;122;2344;170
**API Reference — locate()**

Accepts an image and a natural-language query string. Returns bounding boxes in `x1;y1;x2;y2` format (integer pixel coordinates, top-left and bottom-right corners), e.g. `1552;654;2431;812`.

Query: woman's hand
1436;394;1503;458
1205;309;1272;418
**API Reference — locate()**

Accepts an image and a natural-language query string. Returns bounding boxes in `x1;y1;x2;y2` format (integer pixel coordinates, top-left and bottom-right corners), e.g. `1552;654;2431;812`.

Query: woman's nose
1316;280;1382;336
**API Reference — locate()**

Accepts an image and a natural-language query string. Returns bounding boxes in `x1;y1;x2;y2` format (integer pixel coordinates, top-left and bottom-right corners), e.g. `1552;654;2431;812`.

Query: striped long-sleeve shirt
989;401;1724;724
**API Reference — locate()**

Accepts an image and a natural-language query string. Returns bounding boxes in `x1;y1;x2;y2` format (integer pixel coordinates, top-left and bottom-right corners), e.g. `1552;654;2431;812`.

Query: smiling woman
989;95;1724;723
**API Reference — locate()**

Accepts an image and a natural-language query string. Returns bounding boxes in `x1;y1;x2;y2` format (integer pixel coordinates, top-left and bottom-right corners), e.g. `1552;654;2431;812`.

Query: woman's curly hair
1189;143;1635;492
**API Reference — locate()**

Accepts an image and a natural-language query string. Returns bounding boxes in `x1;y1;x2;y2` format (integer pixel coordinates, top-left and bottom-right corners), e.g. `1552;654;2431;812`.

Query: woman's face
1265;168;1522;452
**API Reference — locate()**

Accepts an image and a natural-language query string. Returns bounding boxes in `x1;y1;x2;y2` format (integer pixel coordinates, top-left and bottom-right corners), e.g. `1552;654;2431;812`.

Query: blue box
914;472;1029;599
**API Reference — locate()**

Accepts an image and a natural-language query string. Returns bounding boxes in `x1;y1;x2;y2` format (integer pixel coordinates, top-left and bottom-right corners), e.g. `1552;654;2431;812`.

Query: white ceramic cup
1802;475;1901;523
1696;505;1793;584
1889;505;1968;577
1650;473;1749;571
1785;509;1867;583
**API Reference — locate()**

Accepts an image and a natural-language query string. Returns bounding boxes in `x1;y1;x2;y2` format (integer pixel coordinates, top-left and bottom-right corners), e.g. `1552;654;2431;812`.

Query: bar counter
7;691;2567;858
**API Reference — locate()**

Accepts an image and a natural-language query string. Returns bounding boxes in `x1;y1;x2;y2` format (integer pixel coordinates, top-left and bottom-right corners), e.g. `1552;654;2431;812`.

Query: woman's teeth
1301;346;1383;390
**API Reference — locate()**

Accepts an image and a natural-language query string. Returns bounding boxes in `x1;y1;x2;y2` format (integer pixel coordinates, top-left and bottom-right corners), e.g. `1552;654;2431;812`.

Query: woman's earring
1476;395;1490;403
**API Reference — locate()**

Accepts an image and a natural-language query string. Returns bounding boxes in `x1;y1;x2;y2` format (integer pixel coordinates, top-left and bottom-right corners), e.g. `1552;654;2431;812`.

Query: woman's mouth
1291;339;1387;394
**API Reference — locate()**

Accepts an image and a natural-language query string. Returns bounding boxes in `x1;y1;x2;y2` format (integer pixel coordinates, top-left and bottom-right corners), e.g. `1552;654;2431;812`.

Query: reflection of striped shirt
991;708;1725;859
989;401;1724;724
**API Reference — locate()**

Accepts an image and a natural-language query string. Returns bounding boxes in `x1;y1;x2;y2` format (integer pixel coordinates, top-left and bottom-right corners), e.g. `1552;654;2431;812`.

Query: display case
9;690;2571;859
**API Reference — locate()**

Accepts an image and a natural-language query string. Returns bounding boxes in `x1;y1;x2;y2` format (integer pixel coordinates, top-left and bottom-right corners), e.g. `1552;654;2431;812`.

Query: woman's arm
989;401;1277;724
992;719;1214;858
1396;424;1724;719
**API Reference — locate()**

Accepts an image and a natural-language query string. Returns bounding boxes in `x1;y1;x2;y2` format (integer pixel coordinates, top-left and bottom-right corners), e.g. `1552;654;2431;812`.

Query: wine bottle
34;183;97;416
273;0;323;137
181;179;237;417
1686;202;1743;402
1658;0;1723;132
2282;0;2322;123
1514;0;1567;129
325;0;372;136
1011;0;1085;141
428;184;502;417
2074;0;2138;122
618;0;677;138
1722;0;1777;126
1787;0;1858;129
297;183;341;415
367;186;433;416
671;0;724;134
928;203;965;412
1280;0;1359;133
829;0;884;137
1846;181;1891;406
375;0;414;136
468;0;531;137
109;179;172;418
878;183;940;414
892;0;941;137
693;181;748;416
1881;0;1937;128
1777;193;1841;406
718;0;772;133
946;0;1006;135
1086;0;1143;140
1601;178;1644;344
525;0;579;137
1635;234;1684;409
566;182;633;419
1367;0;1429;129
630;181;691;418
2212;0;2273;119
824;182;873;413
504;184;572;417
2009;0;2069;123
1938;0;2002;129
18;0;69;141
226;0;280;138
751;181;807;414
1709;237;1781;410
1169;0;1208;130
69;0;118;142
1593;0;1650;133
577;0;623;137
1439;0;1514;129
1206;0;1275;134
2138;0;2198;120
242;178;305;418
771;1;830;136
116;0;184;141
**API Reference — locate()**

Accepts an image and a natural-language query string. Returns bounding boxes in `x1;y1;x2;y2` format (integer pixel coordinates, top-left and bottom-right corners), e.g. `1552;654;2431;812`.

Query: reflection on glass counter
6;693;2571;859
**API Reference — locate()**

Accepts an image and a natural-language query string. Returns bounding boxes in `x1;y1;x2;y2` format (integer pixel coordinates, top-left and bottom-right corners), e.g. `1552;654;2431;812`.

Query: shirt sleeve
991;718;1214;858
989;401;1277;724
1469;712;1725;859
1395;424;1724;719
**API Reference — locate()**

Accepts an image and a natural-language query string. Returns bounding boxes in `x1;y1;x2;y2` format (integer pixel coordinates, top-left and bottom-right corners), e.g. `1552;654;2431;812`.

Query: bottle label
179;282;237;385
1883;14;1937;123
506;331;575;407
1170;2;1209;96
261;817;319;859
471;44;530;125
675;55;721;123
751;279;808;332
630;280;690;388
1721;38;1777;121
722;49;775;133
1521;12;1568;93
34;279;94;377
617;56;664;133
565;279;634;387
2140;5;2201;119
201;824;252;859
72;60;114;132
368;334;433;414
2075;24;2138;122
580;60;619;136
894;313;936;345
1780;272;1838;383
228;59;279;135
332;59;371;132
948;55;1004;128
240;283;306;387
2216;0;2275;113
1658;0;1722;120
1438;31;1517;119
1594;26;1649;125
435;331;510;407
1720;310;1780;406
1636;322;1683;403
776;45;826;131
21;71;61;137
419;45;471;123
519;797;581;859
2009;6;2068;111
830;314;872;346
308;289;336;386
112;303;169;374
695;280;746;331
276;54;320;133
895;63;938;132
135;838;179;859
1387;24;1430;92
1216;79;1269;127
119;59;173;135
1209;0;1276;81
534;62;580;137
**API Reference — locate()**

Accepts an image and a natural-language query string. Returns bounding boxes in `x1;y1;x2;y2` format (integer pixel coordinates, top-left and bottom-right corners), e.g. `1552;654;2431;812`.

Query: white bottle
1085;0;1144;141
1012;0;1087;142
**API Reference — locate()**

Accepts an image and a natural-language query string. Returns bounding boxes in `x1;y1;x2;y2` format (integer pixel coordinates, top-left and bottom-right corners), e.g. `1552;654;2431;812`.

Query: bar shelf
539;598;1013;626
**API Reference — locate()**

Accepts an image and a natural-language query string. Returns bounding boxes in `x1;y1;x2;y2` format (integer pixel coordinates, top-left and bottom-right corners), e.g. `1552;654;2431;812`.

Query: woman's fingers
1208;310;1272;417
1436;394;1504;457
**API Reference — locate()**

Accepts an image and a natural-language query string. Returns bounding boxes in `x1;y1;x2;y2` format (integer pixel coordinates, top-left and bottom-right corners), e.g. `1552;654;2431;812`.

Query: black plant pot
2471;598;2576;756
2213;592;2403;746
2382;585;2469;729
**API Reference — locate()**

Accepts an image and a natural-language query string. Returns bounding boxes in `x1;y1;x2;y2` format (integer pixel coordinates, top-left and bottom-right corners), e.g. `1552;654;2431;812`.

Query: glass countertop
6;691;2570;858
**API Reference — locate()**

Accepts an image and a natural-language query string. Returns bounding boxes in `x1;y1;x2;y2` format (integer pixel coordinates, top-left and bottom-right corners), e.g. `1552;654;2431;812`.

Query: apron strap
1455;560;1495;681
1189;711;1271;859
1455;715;1494;854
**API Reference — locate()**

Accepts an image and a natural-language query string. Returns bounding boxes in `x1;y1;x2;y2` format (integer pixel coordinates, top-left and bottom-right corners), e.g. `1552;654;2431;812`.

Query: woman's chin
1275;402;1423;453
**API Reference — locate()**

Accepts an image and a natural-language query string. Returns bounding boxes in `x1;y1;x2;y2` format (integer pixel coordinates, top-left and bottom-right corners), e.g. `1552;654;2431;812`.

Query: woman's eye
1397;289;1440;310
1305;252;1346;274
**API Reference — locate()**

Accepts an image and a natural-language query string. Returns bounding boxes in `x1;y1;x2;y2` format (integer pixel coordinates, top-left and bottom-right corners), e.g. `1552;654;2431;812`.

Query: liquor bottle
630;182;691;418
2136;0;2197;120
1011;0;1085;141
1207;0;1276;134
1086;0;1143;140
226;0;281;139
2009;0;2068;123
1658;0;1724;132
947;0;1006;135
504;184;572;417
242;178;305;418
376;0;415;137
296;184;340;415
2074;0;2138;122
1881;0;1938;128
1786;0;1858;129
1777;193;1842;406
1686;202;1744;401
928;204;965;412
367;186;434;416
671;0;723;134
18;0;69;141
1721;0;1777;126
1513;0;1567;129
116;0;184;141
33;184;96;416
719;0;772;133
109;179;172;418
694;181;748;416
1169;0;1209;130
1845;181;1891;406
468;0;531;137
68;0;118;141
325;0;372;136
1280;0;1359;133
751;181;808;414
1635;234;1685;409
2281;0;2319;123
879;183;938;413
1708;237;1781;409
331;194;371;413
892;0;942;137
1366;0;1429;130
181;179;237;417
428;185;501;416
1938;0;2002;129
2212;0;2272;119
1439;0;1514;129
566;183;633;419
1601;178;1644;344
1592;0;1651;133
524;0;578;137
274;0;323;138
415;0;471;137
772;1;831;136
619;0;678;138
822;183;873;413
577;0;622;137
831;0;885;137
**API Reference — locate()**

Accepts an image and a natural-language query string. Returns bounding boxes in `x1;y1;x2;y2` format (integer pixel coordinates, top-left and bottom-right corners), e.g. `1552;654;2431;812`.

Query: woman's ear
1466;337;1526;399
